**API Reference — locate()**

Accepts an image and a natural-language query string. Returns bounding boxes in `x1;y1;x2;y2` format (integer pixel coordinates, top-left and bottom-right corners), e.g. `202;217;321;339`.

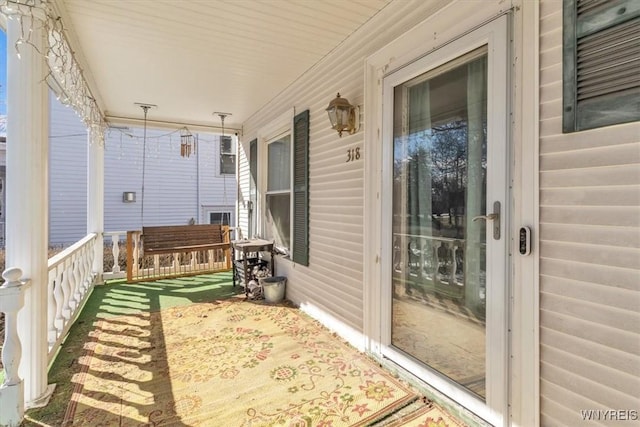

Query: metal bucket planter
260;276;286;303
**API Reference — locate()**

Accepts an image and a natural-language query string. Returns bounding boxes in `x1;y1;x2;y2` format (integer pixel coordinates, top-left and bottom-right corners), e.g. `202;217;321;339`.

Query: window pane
221;153;235;174
268;135;291;191
209;212;230;225
266;193;290;250
221;135;234;153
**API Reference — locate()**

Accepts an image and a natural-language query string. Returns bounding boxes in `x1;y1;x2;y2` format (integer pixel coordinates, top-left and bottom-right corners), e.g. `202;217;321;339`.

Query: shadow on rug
64;299;418;426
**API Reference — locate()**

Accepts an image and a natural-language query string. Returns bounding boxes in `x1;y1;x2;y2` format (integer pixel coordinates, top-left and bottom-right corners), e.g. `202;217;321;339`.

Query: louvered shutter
563;0;640;132
249;138;257;238
292;110;309;266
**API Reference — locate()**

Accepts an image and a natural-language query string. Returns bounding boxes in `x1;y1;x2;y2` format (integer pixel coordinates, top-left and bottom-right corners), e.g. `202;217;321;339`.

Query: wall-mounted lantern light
122;192;136;203
326;93;360;137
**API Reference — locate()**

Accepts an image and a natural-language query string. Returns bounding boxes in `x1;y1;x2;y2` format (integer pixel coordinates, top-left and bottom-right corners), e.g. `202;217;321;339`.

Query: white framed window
209;211;231;226
204;205;235;227
220;135;236;175
256;108;310;263
264;132;291;252
258;110;294;254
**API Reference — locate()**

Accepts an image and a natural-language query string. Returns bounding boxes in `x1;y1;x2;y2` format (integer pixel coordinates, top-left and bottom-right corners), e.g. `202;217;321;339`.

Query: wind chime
180;126;196;157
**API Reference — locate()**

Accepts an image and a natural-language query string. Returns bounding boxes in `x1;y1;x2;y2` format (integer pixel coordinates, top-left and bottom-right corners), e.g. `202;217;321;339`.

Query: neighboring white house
1;94;237;247
236;1;639;426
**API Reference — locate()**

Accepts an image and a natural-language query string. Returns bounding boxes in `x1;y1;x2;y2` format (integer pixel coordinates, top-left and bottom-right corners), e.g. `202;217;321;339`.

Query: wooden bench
126;224;232;282
142;224;231;254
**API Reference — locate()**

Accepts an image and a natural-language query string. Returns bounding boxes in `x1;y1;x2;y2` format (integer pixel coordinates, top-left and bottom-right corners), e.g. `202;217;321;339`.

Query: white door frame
363;7;539;425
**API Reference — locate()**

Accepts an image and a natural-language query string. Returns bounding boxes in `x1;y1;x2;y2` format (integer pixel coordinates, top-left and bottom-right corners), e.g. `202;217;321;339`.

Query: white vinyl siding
238;0;453;339
48;97;236;246
102;127;199;231
49;94;88;246
539;1;640;425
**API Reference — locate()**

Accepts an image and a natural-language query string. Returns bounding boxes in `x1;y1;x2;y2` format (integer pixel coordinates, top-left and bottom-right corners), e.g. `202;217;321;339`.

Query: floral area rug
385;401;468;427
64;299;418;426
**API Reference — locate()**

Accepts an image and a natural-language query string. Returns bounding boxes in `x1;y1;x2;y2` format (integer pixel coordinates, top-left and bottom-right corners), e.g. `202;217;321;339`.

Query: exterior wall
239;0;453;343
238;0;639;423
47;96;236;246
539;1;640;425
48;95;88;246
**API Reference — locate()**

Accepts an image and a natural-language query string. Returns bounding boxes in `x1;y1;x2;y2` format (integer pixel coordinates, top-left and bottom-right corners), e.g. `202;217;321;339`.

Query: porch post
5;3;54;409
87;124;105;282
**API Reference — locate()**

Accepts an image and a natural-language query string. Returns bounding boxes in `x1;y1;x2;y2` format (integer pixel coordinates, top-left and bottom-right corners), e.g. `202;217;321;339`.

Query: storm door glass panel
391;49;488;399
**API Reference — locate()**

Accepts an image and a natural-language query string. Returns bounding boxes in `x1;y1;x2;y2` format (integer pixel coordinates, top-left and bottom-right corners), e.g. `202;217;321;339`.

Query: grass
22;271;241;427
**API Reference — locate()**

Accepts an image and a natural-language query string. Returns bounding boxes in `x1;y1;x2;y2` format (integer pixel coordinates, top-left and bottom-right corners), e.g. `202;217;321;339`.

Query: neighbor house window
563;0;640;132
209;211;231;225
220;135;236;174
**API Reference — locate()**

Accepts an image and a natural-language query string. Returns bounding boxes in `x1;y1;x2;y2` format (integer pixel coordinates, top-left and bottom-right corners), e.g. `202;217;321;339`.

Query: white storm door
380;16;509;425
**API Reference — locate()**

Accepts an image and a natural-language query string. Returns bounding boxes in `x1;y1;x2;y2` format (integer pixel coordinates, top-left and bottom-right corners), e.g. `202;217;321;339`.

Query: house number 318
346;147;361;162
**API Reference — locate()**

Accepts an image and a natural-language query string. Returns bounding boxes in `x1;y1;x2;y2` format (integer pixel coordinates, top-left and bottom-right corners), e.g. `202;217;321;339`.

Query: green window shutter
292;110;309;266
563;0;640;132
249;138;258;238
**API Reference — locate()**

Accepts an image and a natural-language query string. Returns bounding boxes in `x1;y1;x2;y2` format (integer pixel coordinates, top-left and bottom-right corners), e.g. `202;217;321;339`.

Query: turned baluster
60;260;72;321
72;257;82;308
53;264;65;334
449;241;459;285
0;268;30;427
418;237;426;280
47;268;58;346
77;249;87;297
83;243;93;291
112;234;121;273
432;239;441;286
87;240;96;285
133;232;141;276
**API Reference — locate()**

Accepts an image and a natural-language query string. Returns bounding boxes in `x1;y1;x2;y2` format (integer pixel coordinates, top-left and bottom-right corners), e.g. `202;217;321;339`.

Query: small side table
231;239;275;297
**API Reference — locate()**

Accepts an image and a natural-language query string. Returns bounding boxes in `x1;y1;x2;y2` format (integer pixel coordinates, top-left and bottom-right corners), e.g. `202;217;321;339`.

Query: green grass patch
23;271;241;426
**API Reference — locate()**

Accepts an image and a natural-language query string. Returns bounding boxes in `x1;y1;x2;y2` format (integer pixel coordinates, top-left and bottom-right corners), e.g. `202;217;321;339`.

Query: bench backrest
142;224;228;254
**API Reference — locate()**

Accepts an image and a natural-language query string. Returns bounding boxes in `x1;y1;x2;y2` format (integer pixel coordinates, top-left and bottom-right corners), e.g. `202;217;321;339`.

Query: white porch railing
392;233;467;301
392;232;488;301
393;233;464;284
46;233;98;363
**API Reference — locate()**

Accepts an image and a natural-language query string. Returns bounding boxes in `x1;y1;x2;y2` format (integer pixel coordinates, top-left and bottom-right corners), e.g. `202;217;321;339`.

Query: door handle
472;213;499;222
472;201;501;240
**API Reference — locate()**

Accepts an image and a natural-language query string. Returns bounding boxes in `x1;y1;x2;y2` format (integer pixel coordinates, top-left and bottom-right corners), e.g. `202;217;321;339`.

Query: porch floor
23;272;468;426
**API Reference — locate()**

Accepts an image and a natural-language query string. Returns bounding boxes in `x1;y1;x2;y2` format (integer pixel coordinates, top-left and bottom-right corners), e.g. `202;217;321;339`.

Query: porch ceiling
59;0;392;130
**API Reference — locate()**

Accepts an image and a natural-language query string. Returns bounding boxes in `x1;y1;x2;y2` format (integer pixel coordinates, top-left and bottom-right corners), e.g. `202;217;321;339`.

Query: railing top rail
48;233;98;270
103;231;127;236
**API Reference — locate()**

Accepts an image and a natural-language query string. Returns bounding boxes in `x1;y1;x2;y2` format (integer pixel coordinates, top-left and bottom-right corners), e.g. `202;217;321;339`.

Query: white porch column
88;124;105;282
5;6;54;408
